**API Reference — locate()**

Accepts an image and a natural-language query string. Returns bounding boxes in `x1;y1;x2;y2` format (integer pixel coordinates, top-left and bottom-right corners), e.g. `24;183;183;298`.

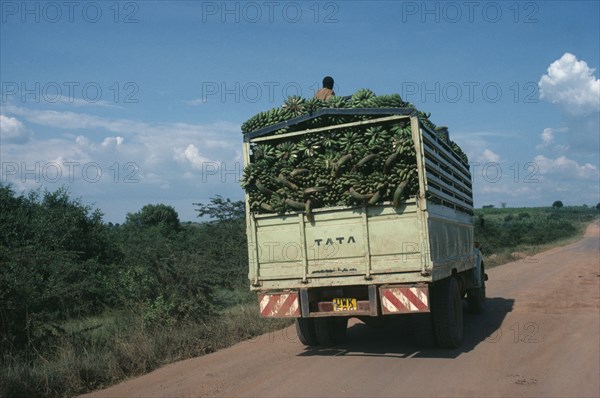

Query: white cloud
101;136;124;148
480;149;500;163
534;154;598;179
453;128;598;207
536;127;555;150
0;106;240;168
76;135;90;146
53;97;119;108
535;127;576;153
553;144;570;153
474;154;599;208
479;184;536;197
174;144;213;169
539;52;600;115
0;106;244;222
184;98;208;106
0;114;32;143
451;131;505;165
2;106;144;133
1;104;240;138
541;128;553;145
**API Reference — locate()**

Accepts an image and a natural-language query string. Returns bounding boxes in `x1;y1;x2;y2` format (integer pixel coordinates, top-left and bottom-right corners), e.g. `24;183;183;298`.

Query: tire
295;318;318;346
431;277;464;348
314;317;348;346
467;263;486;314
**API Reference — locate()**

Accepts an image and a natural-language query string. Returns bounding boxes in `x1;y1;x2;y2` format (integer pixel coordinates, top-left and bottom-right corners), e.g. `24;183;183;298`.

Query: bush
0;185;120;351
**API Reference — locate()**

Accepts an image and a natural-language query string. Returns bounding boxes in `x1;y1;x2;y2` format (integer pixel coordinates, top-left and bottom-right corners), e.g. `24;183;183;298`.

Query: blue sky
1;0;599;222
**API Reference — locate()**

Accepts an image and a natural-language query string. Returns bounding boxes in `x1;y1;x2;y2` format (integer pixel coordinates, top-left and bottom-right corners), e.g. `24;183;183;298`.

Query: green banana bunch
284;95;306;117
350;88;376;108
241;90;468;214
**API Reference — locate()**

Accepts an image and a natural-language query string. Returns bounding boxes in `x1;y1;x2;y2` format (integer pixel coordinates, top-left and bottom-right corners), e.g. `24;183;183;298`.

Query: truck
241;105;486;348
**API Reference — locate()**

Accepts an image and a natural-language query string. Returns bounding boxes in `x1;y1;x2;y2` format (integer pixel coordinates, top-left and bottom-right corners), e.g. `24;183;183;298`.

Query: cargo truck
242;107;486;348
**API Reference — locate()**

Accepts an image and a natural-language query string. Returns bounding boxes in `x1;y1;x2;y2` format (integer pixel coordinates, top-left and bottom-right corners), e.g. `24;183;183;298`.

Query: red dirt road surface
84;221;600;398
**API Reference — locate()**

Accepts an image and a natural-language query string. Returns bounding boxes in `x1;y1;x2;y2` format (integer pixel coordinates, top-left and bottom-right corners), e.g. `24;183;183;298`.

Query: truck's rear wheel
314;317;348;346
431;277;463;348
467;263;486;314
295;318;318;346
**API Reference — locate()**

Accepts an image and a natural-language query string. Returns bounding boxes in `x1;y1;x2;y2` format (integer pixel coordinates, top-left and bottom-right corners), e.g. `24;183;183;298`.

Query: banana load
241;89;468;216
241;89;408;134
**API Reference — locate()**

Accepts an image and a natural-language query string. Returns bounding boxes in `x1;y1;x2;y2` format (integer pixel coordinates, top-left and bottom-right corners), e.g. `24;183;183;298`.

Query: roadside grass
480;228;591;268
474;206;598;268
0;300;292;398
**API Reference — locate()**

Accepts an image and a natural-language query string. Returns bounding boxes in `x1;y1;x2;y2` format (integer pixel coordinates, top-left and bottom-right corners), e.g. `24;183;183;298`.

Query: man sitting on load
314;76;335;101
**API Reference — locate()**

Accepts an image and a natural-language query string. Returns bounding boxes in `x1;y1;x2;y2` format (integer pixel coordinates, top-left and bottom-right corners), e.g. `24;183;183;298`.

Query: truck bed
248;200;475;291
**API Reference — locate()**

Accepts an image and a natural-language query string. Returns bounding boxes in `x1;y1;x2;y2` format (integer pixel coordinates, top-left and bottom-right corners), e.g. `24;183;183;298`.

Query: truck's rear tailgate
248;201;426;289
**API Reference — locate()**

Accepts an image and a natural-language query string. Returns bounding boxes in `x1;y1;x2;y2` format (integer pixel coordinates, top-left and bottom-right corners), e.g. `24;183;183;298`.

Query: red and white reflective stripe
380;285;429;314
258;292;300;318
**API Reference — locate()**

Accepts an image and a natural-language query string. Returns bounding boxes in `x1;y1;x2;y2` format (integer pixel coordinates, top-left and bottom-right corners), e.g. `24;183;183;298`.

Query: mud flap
379;284;430;314
258;291;301;318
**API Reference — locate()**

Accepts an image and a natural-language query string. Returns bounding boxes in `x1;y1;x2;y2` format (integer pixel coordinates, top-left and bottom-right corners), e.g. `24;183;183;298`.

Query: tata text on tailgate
241;91;486;348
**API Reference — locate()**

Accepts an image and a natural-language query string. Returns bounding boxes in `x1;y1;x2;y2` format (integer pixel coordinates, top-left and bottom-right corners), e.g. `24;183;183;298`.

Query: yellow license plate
332;298;357;311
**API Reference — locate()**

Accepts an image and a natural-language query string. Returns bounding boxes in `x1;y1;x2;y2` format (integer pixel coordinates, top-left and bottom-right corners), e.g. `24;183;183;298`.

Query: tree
193;196;248;289
552;200;564;209
125;204;181;230
596;202;600;210
193;195;244;222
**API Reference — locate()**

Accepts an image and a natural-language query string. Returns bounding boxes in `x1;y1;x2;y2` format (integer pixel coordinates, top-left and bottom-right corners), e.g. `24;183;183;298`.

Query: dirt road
84;221;600;398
